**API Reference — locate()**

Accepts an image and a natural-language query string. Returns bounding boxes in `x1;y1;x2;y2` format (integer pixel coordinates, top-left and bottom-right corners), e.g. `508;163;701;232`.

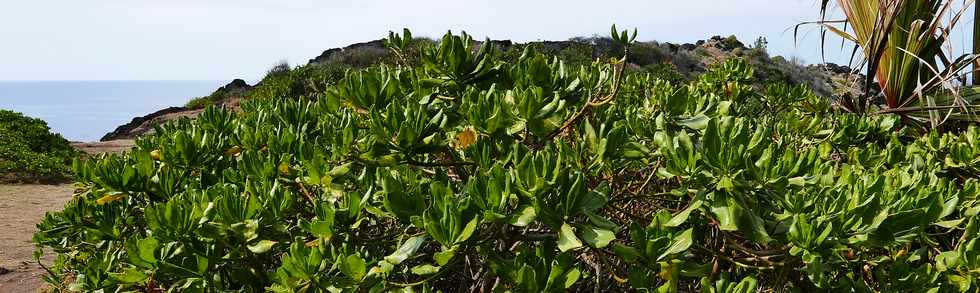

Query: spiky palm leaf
815;0;979;126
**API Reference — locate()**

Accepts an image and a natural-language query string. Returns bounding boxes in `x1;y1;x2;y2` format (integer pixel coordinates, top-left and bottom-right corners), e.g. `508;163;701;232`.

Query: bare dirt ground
71;139;135;155
0;184;72;293
0;140;133;293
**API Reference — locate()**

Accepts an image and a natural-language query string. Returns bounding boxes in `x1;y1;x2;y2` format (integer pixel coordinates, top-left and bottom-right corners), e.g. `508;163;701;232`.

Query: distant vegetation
34;27;980;291
180;32;845;112
184;79;255;110
0;110;75;182
183;96;212;110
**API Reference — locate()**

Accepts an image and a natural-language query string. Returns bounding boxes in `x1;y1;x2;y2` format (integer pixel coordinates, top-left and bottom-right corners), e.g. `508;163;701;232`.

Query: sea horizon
0;80;227;142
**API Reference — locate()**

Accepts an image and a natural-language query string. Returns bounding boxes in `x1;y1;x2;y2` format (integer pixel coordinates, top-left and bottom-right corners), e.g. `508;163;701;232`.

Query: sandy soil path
0;184;73;293
0;140;133;293
71;139;135;155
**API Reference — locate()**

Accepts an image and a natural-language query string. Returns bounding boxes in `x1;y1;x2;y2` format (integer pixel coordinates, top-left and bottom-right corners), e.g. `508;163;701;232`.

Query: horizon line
0;79;232;83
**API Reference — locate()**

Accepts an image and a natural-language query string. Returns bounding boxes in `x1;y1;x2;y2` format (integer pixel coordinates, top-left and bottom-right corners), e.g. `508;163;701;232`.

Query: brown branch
723;236;790;257
693;244;779;271
404;158;476;167
633;161;662;195
544;49;631;140
546;103;593;140
606;192;676;204
295;182;316;204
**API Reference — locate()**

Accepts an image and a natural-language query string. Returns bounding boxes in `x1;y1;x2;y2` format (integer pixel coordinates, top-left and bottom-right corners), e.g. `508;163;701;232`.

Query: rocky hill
101;34;860;141
101;79;252;141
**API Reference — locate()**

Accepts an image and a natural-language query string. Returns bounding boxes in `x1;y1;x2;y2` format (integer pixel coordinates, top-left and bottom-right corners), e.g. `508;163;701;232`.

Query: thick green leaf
579;225;616;248
411;264;441;275
732;276;758;293
658;228;693;261
666;200;702;227
341;254;367;281
612;243;642;263
110;268;149;284
677;115;710;130
455;217;479;244
558;223;583;252
127;237;158;268
710;195;739;231
508;205;537;227
564;268;582;289
247;240;278;254
300;220;333;239
385;235;427;265
434;248;456;266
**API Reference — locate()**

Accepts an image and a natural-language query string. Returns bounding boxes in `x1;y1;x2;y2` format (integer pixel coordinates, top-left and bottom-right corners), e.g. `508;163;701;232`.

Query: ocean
0;80;225;142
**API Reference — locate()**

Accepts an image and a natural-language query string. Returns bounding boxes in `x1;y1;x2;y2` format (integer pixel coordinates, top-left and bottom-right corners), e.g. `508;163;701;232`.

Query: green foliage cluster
35;28;980;292
188;33;823;112
533;39;686;84
187;64;342;110
245;64;346;101
187;47;397;110
184;96;214;110
186;80;251;110
0;110;76;182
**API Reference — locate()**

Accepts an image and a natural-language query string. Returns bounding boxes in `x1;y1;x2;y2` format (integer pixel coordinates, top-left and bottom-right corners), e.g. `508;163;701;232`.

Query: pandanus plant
811;0;979;127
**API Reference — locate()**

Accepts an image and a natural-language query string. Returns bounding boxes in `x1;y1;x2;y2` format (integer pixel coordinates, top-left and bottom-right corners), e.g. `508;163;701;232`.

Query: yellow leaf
150;150;162;161
657;262;675;281
278;162;291;176
612;273;629;284
96;193;126;205
455;128;477;149
225;146;242;157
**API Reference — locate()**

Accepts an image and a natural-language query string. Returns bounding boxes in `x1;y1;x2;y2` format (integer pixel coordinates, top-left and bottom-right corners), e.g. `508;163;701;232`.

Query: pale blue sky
0;0;974;81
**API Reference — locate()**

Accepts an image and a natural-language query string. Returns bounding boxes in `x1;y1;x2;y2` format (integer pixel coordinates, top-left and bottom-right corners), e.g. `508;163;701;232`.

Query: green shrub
628;42;668;66
500;41;600;69
637;62;685;84
267;61;292;77
247;63;349;101
722;35;741;49
184;96;213;109
553;43;596;67
0;110;76;182
34;29;980;292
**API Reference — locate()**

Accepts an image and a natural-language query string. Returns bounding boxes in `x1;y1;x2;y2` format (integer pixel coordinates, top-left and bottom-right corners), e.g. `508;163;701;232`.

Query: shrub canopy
35;30;980;292
0;109;75;182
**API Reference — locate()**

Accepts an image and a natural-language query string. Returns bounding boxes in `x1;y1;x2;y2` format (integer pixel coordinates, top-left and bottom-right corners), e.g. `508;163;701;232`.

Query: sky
0;0;974;81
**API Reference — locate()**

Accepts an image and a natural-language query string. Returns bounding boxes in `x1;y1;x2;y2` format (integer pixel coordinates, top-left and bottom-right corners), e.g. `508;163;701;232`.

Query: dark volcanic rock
708;35;746;51
814;63;854;75
308;40;388;65
103;34;860;141
210;78;253;103
100;107;189;141
220;79;251;92
100;79;251;141
489;39;513;48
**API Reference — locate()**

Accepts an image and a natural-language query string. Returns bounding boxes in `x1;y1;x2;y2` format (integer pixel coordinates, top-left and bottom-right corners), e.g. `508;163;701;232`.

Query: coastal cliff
103;35;861;141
